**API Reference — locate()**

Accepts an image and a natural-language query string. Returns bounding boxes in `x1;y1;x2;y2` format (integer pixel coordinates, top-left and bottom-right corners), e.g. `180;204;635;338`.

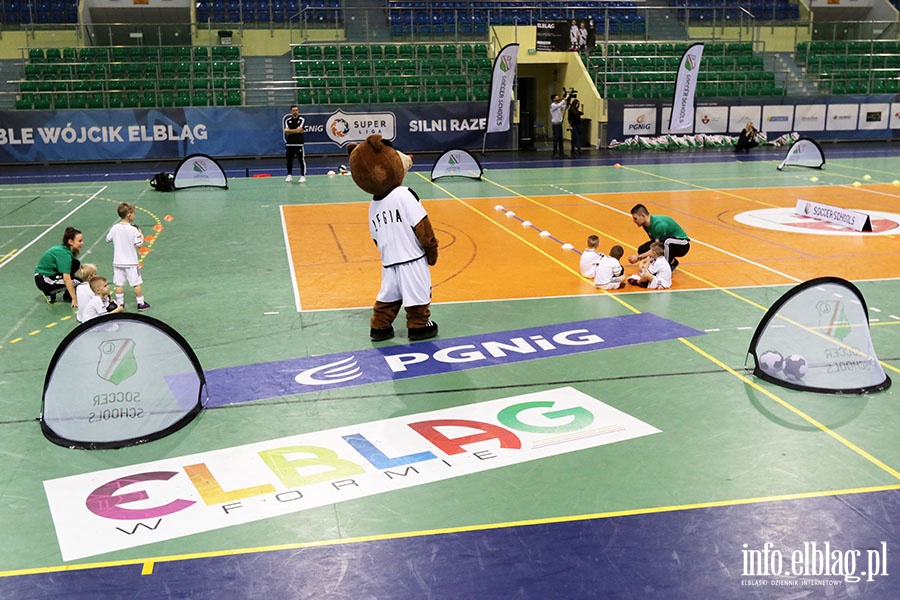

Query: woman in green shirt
34;227;84;306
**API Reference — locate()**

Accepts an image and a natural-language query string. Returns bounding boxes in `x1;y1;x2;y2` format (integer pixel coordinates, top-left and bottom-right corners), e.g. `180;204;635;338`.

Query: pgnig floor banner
0;104;512;163
44;386;661;560
204;314;704;408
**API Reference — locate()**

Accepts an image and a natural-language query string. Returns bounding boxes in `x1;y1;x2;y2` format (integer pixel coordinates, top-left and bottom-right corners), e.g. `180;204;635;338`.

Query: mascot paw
370;326;395;342
408;321;438;341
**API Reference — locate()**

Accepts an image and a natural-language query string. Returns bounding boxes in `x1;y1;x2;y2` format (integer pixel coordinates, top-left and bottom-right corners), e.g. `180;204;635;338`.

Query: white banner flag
486;43;519;133
669;43;704;132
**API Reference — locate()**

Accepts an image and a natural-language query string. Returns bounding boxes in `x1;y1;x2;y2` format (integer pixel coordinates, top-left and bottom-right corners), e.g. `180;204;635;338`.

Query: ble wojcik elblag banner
0;103;513;163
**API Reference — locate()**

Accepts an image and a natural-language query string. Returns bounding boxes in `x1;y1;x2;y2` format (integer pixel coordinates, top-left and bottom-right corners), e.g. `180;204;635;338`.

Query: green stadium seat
329;88;346;104
226;90;242;106
139;92;157;108
376;87;393;103
87;93;105;109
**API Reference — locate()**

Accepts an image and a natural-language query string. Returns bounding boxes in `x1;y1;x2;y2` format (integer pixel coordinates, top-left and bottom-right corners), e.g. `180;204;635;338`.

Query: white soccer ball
327;170;336;176
783;354;808;381
757;350;783;376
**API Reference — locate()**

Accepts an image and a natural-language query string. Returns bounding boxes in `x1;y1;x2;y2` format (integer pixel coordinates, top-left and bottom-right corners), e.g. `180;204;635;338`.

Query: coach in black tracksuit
283;104;307;183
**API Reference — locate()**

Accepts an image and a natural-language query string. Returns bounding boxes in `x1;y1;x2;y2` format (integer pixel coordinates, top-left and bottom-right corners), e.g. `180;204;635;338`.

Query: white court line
0;186;106;271
280;205;303;312
572;192;804;284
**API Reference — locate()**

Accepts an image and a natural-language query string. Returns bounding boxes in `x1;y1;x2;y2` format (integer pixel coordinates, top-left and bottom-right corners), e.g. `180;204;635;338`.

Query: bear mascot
347;134;439;342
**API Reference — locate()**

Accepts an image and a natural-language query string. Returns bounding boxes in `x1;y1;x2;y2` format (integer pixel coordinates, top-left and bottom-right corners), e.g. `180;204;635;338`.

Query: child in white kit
74;263;98;323
580;236;626;290
579;235;604;278
106;202;150;310
628;241;672;289
593;245;626;290
78;276;124;322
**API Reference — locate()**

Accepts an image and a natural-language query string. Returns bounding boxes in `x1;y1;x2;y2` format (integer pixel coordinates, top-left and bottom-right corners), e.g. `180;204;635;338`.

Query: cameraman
549;90;569;159
567;92;583;158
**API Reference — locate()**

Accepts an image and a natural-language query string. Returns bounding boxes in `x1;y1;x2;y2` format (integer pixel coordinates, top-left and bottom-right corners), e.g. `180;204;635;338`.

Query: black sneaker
45;294;57;304
408;321;438;341
370;326;395;342
670;258;679;272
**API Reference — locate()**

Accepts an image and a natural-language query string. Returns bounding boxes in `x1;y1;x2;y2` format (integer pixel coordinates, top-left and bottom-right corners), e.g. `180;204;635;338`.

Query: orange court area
283;186;899;311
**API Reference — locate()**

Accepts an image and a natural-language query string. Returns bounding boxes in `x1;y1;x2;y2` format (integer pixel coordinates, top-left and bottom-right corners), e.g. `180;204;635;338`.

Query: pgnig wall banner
0;103;512;163
607;96;900;144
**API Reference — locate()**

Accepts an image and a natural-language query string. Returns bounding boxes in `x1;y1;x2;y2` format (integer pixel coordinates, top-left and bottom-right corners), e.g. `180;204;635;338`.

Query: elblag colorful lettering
44;387;661;560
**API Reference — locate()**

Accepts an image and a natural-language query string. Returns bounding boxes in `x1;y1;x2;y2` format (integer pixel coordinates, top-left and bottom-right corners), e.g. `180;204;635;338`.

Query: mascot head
346;134;413;197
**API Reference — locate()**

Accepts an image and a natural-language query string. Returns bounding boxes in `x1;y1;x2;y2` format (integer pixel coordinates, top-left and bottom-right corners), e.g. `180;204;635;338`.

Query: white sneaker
285;175;292;183
298;176;306;183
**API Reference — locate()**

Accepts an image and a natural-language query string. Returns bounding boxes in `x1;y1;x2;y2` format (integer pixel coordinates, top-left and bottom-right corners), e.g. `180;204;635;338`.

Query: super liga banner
486;43;520;134
669;42;704;132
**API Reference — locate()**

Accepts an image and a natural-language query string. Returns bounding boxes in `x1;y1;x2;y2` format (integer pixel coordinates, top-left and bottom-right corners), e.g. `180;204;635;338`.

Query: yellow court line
0;249;18;265
475;171;900;482
4;482;900;580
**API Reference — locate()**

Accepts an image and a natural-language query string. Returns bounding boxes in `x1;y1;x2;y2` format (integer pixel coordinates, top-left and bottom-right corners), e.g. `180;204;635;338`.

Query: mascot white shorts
377;256;432;306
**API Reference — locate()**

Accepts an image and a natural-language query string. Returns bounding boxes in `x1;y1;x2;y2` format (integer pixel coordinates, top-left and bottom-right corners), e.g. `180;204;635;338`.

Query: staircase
243;54;297;107
768;51;817;96
343;0;391;43
643;0;688;40
0;60;22;109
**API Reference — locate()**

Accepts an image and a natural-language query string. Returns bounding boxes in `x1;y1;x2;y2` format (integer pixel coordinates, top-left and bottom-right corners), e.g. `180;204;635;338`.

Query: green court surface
0;153;898;597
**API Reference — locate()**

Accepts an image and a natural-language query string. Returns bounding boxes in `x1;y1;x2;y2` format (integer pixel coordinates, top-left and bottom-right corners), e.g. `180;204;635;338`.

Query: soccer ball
783;354;808;381
758;350;783;376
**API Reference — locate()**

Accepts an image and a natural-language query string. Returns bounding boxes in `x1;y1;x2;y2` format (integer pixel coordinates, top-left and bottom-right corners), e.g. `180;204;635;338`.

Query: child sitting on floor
627;241;672;289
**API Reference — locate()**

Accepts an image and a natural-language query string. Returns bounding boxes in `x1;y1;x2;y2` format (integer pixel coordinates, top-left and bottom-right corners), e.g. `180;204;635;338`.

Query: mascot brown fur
347;134;439;342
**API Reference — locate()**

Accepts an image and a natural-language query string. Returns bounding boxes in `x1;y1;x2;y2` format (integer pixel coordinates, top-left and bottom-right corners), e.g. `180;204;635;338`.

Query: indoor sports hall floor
1;143;899;599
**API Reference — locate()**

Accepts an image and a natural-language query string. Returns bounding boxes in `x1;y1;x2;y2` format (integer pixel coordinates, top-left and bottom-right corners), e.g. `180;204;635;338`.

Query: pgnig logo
293;328;607;388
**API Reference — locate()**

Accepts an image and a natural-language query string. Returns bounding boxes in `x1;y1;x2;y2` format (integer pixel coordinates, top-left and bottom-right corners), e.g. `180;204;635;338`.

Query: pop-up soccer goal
431;149;483;181
748;277;891;394
41;313;206;449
